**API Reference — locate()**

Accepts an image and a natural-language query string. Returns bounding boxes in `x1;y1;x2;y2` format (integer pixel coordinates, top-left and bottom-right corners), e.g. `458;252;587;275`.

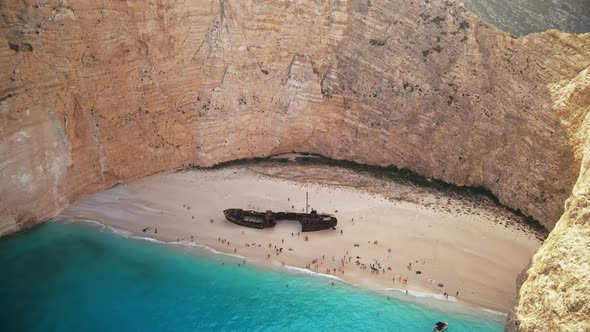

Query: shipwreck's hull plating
223;209;337;232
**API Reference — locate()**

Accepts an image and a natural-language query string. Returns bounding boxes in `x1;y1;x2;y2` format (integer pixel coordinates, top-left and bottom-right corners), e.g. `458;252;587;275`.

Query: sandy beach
58;161;542;313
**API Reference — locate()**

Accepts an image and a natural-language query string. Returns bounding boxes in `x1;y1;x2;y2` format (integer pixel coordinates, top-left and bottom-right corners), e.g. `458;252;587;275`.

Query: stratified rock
1;0;587;232
0;1;589;330
507;67;590;332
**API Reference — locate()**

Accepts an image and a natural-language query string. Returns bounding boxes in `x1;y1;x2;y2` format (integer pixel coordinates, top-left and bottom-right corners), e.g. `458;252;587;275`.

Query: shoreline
53;216;508;323
58;164;541;315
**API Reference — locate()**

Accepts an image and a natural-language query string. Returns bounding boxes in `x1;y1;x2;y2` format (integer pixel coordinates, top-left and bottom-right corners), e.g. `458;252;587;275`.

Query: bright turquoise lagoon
0;221;504;331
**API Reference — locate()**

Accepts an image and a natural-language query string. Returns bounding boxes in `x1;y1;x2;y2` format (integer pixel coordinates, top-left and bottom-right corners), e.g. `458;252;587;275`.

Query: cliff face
2;0;588;232
1;0;589;329
507;68;590;332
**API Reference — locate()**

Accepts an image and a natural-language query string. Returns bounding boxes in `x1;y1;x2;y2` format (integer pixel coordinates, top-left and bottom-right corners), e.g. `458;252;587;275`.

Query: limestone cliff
507;68;590;332
1;0;589;330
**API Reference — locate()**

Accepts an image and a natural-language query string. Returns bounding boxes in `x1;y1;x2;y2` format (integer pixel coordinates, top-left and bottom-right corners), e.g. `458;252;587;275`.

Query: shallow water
0;222;503;331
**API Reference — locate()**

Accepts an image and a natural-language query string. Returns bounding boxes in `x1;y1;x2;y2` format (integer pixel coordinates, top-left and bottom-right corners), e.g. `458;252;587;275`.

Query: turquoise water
0;221;503;331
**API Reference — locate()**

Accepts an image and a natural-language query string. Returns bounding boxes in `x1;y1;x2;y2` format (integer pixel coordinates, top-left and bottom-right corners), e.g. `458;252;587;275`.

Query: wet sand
58;162;542;313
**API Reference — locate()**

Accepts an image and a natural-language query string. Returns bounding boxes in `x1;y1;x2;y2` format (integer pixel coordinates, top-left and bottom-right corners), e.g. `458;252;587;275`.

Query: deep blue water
0;221;503;331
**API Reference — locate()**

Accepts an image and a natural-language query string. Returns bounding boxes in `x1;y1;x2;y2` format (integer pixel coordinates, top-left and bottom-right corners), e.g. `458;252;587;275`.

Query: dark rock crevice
8;41;33;52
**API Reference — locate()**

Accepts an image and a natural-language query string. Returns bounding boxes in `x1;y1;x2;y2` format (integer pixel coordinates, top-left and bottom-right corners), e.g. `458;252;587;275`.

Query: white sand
59;163;542;313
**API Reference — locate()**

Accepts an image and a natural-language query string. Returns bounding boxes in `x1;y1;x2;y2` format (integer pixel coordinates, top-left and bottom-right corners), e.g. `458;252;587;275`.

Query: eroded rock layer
1;1;589;330
507;68;590;332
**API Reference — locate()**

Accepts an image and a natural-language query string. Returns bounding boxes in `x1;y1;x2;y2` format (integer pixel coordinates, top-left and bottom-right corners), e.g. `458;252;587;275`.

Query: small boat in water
223;209;337;232
433;321;448;331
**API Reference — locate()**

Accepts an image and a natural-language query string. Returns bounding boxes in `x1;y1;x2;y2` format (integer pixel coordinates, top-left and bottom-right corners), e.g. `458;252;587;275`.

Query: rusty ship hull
223;209;337;232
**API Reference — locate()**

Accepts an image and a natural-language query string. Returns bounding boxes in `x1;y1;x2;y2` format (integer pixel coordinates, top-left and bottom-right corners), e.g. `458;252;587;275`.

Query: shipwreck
223;209;337;232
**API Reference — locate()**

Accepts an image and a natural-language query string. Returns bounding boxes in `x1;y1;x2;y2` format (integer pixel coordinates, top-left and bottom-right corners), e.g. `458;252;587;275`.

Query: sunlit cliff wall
506;67;590;332
1;1;589;329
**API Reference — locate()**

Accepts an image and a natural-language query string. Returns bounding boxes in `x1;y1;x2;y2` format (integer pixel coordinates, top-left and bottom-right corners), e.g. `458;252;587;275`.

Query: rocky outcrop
507;67;590;332
0;1;589;329
2;0;588;232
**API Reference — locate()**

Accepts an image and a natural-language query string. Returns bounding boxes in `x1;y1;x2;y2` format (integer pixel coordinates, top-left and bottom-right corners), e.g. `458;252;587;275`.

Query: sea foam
53;217;246;260
0;221;505;332
386;287;457;302
280;263;347;283
54;217;507;321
